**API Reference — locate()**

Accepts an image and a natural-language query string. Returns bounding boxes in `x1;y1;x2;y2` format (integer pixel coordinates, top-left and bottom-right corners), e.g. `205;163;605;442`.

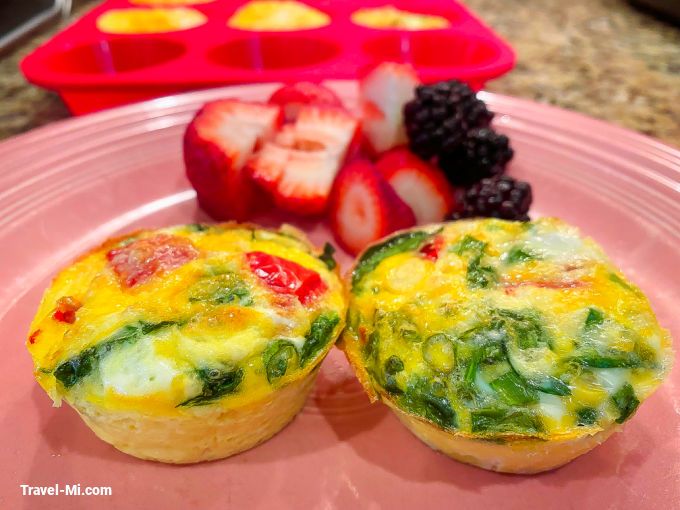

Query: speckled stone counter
1;0;678;145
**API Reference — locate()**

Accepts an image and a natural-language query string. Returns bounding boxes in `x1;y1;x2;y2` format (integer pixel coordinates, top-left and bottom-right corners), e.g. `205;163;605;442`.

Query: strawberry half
328;160;416;255
248;106;359;215
376;148;455;224
184;99;282;221
268;82;345;122
360;62;420;155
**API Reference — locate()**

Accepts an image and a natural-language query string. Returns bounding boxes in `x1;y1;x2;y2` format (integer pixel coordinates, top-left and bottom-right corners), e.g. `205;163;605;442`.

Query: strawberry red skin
357;100;385;158
329;160;416;255
184;122;262;221
376;147;455;223
184;101;281;222
269;82;345;122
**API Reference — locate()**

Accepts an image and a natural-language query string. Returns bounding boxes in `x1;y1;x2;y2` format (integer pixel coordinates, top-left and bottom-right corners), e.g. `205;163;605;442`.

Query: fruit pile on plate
183;63;533;255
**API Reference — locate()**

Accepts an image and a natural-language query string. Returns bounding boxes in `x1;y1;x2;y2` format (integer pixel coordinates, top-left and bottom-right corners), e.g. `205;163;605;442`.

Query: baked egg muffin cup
339;218;673;474
27;223;346;464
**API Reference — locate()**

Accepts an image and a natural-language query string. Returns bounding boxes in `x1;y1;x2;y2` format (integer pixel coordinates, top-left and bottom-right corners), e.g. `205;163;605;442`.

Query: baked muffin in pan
97;8;207;34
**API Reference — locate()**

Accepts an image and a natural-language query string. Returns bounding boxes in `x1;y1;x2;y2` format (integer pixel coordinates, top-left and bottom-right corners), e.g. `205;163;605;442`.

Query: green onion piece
383;355;405;394
489;371;538;405
584;308;605;329
318;242;337;270
300;312;340;366
470;408;543;434
527;375;571;396
467;254;497;289
262;340;298;383
576;407;598;426
351;230;431;292
612;383;640;424
422;333;456;373
505;246;536;264
451;235;487;255
179;367;244;407
571;352;643;368
400;379;457;430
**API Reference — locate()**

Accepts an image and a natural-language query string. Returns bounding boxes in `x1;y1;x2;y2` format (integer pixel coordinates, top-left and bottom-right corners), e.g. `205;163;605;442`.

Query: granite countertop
0;0;678;145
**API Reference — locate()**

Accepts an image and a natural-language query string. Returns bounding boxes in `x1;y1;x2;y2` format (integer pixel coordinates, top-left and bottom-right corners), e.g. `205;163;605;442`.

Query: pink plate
0;82;678;509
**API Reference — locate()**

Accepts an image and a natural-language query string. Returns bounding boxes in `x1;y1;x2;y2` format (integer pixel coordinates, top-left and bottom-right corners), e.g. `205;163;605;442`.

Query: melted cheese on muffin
351;6;450;30
227;0;330;31
97;8;207;34
28;224;345;417
343;218;672;439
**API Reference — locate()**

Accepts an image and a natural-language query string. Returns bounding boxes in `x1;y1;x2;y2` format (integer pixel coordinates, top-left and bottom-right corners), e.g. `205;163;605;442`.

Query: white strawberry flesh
248;106;359;215
376;148;455;224
360;63;420;154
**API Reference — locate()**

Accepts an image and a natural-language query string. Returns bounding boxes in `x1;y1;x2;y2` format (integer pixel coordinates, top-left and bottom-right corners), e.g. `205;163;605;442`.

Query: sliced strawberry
246;251;327;305
107;234;199;287
184;99;282;221
294;106;360;157
328;160;416;255
248;106;359;215
248;143;337;215
360;63;420;154
376;148;455;224
268;82;345;122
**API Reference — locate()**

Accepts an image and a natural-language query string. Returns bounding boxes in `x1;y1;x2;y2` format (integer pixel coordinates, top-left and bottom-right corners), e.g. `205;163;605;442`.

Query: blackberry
451;176;532;221
439;128;514;186
404;80;493;160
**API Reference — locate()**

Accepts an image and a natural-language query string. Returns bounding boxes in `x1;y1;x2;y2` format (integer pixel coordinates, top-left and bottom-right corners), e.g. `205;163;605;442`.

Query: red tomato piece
246;251;327;305
28;329;41;344
107;234;199;287
419;235;445;261
52;296;82;324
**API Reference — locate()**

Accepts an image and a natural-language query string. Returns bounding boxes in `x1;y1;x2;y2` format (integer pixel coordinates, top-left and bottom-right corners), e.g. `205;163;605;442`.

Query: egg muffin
27;224;345;463
351;6;450;30
339;218;672;473
97;8;207;34
227;0;330;31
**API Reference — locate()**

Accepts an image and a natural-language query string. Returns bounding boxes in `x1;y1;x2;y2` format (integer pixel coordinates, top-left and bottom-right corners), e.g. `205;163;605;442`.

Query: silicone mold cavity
362;32;498;69
208;36;340;71
46;38;186;74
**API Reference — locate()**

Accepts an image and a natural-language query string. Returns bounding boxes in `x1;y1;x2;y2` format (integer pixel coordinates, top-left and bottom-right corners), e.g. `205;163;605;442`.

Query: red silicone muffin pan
21;0;515;115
